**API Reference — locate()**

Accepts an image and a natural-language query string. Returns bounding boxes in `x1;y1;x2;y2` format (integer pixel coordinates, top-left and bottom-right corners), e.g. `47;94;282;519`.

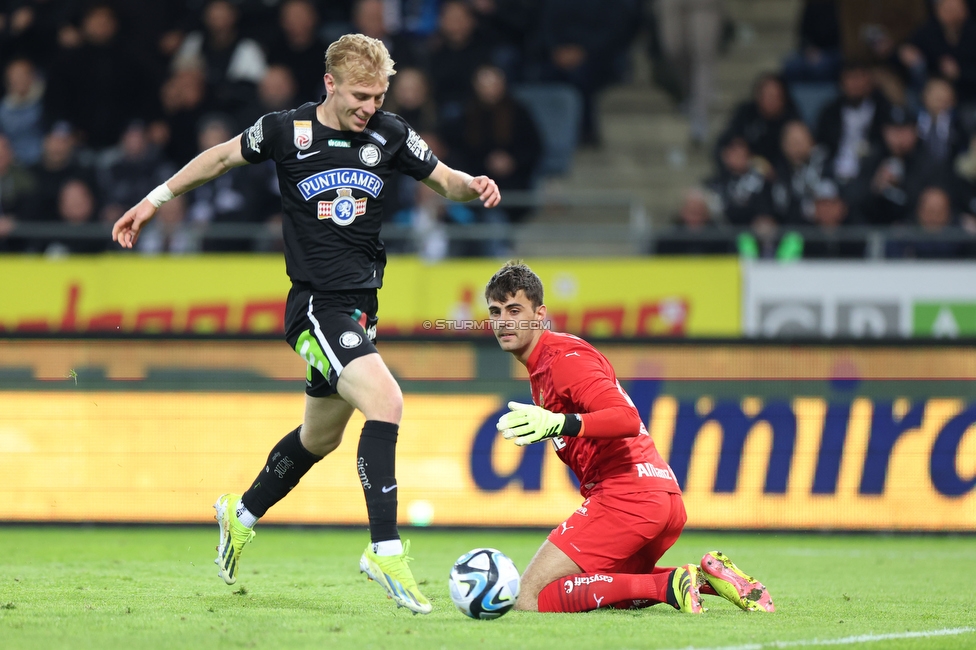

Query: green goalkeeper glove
496;401;581;446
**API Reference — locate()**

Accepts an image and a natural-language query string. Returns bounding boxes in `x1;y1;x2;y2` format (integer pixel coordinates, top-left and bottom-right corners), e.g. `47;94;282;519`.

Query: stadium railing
6;192;975;258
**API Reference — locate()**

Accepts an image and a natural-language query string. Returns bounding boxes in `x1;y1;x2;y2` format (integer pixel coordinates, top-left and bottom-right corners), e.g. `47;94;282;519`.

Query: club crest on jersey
359;143;381;167
293;120;313;150
317;188;367;226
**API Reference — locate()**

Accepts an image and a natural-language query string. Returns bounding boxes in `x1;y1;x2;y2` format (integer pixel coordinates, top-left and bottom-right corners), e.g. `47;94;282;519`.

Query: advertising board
2;340;972;530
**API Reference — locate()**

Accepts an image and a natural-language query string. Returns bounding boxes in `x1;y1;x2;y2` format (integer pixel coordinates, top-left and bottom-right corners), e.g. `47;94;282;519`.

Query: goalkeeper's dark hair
485;260;544;309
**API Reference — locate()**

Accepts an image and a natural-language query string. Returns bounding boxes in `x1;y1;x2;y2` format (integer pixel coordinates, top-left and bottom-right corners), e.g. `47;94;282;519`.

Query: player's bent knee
300;424;345;457
514;595;539;612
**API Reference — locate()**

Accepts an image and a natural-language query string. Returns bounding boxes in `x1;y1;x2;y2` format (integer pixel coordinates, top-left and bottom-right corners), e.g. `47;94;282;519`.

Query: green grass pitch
0;527;972;650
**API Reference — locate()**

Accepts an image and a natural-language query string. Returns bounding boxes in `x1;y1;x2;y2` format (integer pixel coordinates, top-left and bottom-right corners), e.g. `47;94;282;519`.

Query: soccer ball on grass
448;548;520;619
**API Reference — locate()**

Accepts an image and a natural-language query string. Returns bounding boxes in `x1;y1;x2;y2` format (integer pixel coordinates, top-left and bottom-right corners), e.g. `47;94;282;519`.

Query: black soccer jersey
240;102;439;290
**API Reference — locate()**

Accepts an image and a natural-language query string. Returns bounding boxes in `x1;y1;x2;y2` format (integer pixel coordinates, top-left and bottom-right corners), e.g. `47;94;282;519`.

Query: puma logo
565;351;580;357
560;522;574;535
296;150;321;160
593;595;604;608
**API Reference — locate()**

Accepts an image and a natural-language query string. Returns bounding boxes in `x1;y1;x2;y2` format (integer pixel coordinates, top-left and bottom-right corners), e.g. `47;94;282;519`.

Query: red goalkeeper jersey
525;330;681;498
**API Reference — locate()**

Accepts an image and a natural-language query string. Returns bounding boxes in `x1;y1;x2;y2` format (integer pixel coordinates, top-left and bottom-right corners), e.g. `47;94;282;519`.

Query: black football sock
357;420;400;543
240;425;322;518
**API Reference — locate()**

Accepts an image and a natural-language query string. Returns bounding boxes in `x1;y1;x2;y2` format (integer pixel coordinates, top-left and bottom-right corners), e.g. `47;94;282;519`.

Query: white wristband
146;183;175;208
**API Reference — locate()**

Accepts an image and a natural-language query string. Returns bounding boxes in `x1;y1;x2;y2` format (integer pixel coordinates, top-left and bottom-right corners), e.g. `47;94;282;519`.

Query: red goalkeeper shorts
547;490;686;574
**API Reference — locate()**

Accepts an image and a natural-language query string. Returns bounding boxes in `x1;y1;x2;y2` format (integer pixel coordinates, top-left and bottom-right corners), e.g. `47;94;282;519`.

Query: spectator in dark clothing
529;0;638;146
0;0;79;70
838;0;928;72
654;187;734;255
899;0;976;103
772;120;829;223
950;133;976;217
0;132;37;252
110;0;187;97
815;61;890;187
886;185;967;257
385;67;439;134
849;105;943;225
469;0;540;81
185;114;277;252
443;65;542;220
97;121;176;225
718;73;799;169
782;0;843;82
44;3;153;150
137;194;201;255
427;0;494;124
266;0;328;103
917;76;967;163
23;122;94;224
171;0;267;116
707;134;777;227
0;58;45;166
803;178;867;258
42;178;107;255
155;68;213;167
378;67;441;225
350;0;425;72
237;65;300;129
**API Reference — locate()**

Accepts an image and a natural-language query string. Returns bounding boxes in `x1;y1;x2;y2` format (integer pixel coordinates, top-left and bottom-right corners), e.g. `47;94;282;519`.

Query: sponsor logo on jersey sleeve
317;189;367;226
245;116;264;153
297;168;384;200
359;143;381;167
405;129;431;161
293;120;313;150
363;128;387;145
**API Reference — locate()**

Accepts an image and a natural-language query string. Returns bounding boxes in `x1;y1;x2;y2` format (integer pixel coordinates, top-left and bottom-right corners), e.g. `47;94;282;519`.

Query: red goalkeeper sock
610;566;678;610
537;571;672;613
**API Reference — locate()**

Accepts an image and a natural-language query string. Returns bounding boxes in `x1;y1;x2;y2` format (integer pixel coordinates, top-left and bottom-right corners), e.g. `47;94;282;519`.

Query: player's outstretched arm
112;135;250;248
422;161;501;208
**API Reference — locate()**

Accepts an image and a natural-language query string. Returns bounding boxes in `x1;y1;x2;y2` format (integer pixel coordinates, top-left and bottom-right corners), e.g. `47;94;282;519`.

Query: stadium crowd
0;0;640;256
3;0;976;260
662;0;976;259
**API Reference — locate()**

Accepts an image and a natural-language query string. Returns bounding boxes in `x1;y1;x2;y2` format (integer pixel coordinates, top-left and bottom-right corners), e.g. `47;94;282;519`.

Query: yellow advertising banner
0;256;740;336
1;390;973;530
0;392;582;526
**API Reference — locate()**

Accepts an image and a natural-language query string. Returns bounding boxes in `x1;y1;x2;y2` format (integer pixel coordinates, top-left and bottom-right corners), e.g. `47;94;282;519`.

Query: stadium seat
511;83;583;178
788;82;838;128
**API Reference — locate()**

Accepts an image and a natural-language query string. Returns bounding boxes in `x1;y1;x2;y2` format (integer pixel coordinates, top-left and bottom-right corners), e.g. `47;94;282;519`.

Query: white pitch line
666;627;975;650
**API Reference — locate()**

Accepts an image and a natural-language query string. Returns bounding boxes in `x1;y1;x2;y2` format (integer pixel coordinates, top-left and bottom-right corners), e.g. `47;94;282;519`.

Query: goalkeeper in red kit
486;261;775;614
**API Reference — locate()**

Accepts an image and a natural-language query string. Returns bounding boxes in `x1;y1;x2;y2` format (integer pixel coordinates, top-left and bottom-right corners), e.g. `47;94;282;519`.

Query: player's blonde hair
325;33;396;85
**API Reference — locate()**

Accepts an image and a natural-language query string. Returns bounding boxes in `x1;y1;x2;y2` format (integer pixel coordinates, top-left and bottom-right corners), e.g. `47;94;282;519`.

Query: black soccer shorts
284;284;380;397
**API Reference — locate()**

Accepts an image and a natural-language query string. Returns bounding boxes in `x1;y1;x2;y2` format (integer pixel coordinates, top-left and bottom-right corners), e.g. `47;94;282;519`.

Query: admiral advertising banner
0;256;740;337
744;261;976;338
1;341;973;531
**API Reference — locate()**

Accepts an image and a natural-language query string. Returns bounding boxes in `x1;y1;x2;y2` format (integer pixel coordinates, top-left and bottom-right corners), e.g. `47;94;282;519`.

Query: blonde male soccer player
113;34;501;614
486;261;774;614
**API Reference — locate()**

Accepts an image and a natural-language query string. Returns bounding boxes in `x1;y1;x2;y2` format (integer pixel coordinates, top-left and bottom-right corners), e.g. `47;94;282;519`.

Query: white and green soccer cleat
213;494;255;585
359;540;432;614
